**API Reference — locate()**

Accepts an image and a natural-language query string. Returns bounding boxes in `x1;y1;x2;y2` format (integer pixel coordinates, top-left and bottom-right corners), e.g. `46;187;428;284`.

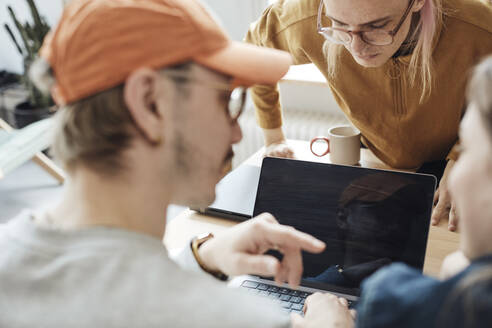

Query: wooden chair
0;118;65;184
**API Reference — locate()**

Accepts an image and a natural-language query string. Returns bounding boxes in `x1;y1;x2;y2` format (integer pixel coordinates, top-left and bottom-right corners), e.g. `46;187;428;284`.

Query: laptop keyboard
240;280;356;315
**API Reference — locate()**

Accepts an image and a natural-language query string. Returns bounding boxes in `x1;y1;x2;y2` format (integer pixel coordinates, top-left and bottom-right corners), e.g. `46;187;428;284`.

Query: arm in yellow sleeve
244;1;313;134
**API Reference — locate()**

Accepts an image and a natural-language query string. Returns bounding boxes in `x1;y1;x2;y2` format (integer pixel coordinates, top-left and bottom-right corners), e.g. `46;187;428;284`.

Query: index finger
261;223;326;253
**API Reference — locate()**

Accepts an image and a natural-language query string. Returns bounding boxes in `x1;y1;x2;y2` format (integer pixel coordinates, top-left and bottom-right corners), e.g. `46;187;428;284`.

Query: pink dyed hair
409;0;443;102
324;0;443;103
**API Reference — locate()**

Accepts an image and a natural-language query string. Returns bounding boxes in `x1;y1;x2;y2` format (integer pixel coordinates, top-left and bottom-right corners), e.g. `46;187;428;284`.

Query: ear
124;67;163;144
412;0;426;13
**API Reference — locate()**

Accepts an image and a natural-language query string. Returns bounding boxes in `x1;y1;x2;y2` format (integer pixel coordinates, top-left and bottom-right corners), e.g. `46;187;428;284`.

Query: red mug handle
310;137;330;157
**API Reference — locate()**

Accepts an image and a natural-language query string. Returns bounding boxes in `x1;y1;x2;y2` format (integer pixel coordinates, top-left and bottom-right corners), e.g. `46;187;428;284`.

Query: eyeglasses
163;72;247;123
317;0;416;46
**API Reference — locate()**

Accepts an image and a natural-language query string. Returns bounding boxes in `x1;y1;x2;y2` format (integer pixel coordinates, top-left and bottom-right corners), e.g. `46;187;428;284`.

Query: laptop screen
253;157;436;295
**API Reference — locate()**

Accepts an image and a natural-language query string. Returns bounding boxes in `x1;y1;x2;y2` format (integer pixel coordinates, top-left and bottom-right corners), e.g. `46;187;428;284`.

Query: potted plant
4;0;53;128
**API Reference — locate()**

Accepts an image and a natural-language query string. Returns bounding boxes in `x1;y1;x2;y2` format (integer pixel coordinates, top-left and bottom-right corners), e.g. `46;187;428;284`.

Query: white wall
202;0;267;41
1;0;63;73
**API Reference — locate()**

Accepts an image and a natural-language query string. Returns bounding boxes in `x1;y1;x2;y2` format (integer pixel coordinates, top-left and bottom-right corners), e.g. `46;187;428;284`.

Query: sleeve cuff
168;243;202;273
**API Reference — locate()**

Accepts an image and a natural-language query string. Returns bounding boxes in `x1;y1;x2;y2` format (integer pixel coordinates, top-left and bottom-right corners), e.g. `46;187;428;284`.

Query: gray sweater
0;211;290;328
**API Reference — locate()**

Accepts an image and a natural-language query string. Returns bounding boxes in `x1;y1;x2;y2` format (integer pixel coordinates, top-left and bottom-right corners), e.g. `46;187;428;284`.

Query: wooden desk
164;140;460;277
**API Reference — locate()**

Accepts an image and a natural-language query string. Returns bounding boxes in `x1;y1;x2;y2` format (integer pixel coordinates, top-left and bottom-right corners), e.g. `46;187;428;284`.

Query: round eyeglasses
163;71;247;123
227;87;247;122
317;0;416;46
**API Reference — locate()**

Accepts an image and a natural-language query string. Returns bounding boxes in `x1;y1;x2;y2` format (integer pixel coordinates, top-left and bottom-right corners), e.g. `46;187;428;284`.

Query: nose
350;33;367;55
231;120;243;145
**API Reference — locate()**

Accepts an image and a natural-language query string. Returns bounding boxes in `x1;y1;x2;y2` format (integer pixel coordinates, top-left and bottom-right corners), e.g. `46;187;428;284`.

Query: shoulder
111;249;289;327
91;250;290;327
360;263;439;300
434;261;492;328
443;0;492;34
141;270;290;327
356;263;443;328
251;0;319;36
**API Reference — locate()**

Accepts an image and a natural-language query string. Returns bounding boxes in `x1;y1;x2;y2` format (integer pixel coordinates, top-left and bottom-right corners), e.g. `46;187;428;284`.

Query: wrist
191;233;228;281
262;127;286;146
197;237;219;272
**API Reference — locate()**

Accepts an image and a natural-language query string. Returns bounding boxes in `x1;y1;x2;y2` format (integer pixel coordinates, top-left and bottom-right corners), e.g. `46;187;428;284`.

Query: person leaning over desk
245;0;492;231
297;56;492;328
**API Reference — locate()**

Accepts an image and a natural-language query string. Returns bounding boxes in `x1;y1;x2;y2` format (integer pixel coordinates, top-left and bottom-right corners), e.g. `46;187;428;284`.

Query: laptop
230;157;437;314
195;163;260;221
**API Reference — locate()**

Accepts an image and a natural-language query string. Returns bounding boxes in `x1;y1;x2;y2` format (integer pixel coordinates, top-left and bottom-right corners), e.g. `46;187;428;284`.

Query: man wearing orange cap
0;0;353;327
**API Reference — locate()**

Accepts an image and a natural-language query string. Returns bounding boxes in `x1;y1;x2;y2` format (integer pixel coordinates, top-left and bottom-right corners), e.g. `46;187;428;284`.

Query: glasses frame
317;0;416;46
162;71;247;123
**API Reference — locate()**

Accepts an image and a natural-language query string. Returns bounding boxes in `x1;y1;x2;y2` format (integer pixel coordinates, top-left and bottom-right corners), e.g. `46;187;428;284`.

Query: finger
274;260;289;286
350;309;357;320
433;188;440;206
256;212;279;225
261;223;325;254
305;292;328;307
430;207;442;225
304;293;314;309
267;147;289;159
290;312;303;327
448;204;458;232
283;148;295;159
431;195;450;226
283;248;303;288
232;254;279;277
271;152;285;158
338;297;349;307
264;148;279;158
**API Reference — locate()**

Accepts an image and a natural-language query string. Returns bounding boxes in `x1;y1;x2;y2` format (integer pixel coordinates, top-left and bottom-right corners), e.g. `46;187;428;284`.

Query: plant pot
13;101;53;129
0;84;29;127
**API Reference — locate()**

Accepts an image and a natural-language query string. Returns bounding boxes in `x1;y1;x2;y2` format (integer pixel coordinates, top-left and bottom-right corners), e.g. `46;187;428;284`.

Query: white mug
310;125;361;165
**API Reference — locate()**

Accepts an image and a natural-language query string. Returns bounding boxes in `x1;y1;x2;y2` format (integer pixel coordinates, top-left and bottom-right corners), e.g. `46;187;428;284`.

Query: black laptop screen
253;157;436;295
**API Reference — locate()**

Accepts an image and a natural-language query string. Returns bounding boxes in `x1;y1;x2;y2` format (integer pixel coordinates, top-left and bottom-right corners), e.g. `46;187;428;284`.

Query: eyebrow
327;15;392;27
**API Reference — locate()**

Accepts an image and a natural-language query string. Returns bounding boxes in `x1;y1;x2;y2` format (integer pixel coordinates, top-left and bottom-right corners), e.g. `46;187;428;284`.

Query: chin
189;191;217;209
353;53;387;68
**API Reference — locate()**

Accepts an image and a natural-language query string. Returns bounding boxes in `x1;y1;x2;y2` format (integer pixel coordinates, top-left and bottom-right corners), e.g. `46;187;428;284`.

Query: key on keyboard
240;280;357;314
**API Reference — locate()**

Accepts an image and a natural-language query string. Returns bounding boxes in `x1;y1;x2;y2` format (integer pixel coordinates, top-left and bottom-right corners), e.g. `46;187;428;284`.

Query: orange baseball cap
40;0;292;105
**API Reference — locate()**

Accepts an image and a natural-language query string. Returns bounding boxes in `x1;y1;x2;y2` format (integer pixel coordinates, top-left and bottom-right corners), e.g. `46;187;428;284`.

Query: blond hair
323;0;443;103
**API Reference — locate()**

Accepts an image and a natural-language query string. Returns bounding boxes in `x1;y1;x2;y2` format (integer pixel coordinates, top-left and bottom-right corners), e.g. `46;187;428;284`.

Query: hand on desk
291;292;355;328
265;140;296;159
198;213;325;288
262;128;295;159
432;159;459;231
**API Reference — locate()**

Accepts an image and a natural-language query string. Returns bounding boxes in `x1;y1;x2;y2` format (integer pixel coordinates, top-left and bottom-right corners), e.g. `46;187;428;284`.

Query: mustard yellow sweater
246;0;492;169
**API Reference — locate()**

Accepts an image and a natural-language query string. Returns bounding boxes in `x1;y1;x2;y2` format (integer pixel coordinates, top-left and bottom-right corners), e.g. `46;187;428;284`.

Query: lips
355;53;379;60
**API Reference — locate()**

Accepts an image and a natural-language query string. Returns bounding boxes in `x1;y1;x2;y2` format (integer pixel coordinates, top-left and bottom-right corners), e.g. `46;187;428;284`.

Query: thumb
232;254;279;277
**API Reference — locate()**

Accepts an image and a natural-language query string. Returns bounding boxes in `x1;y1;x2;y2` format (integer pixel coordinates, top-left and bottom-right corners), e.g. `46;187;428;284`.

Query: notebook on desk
230;157;437;314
